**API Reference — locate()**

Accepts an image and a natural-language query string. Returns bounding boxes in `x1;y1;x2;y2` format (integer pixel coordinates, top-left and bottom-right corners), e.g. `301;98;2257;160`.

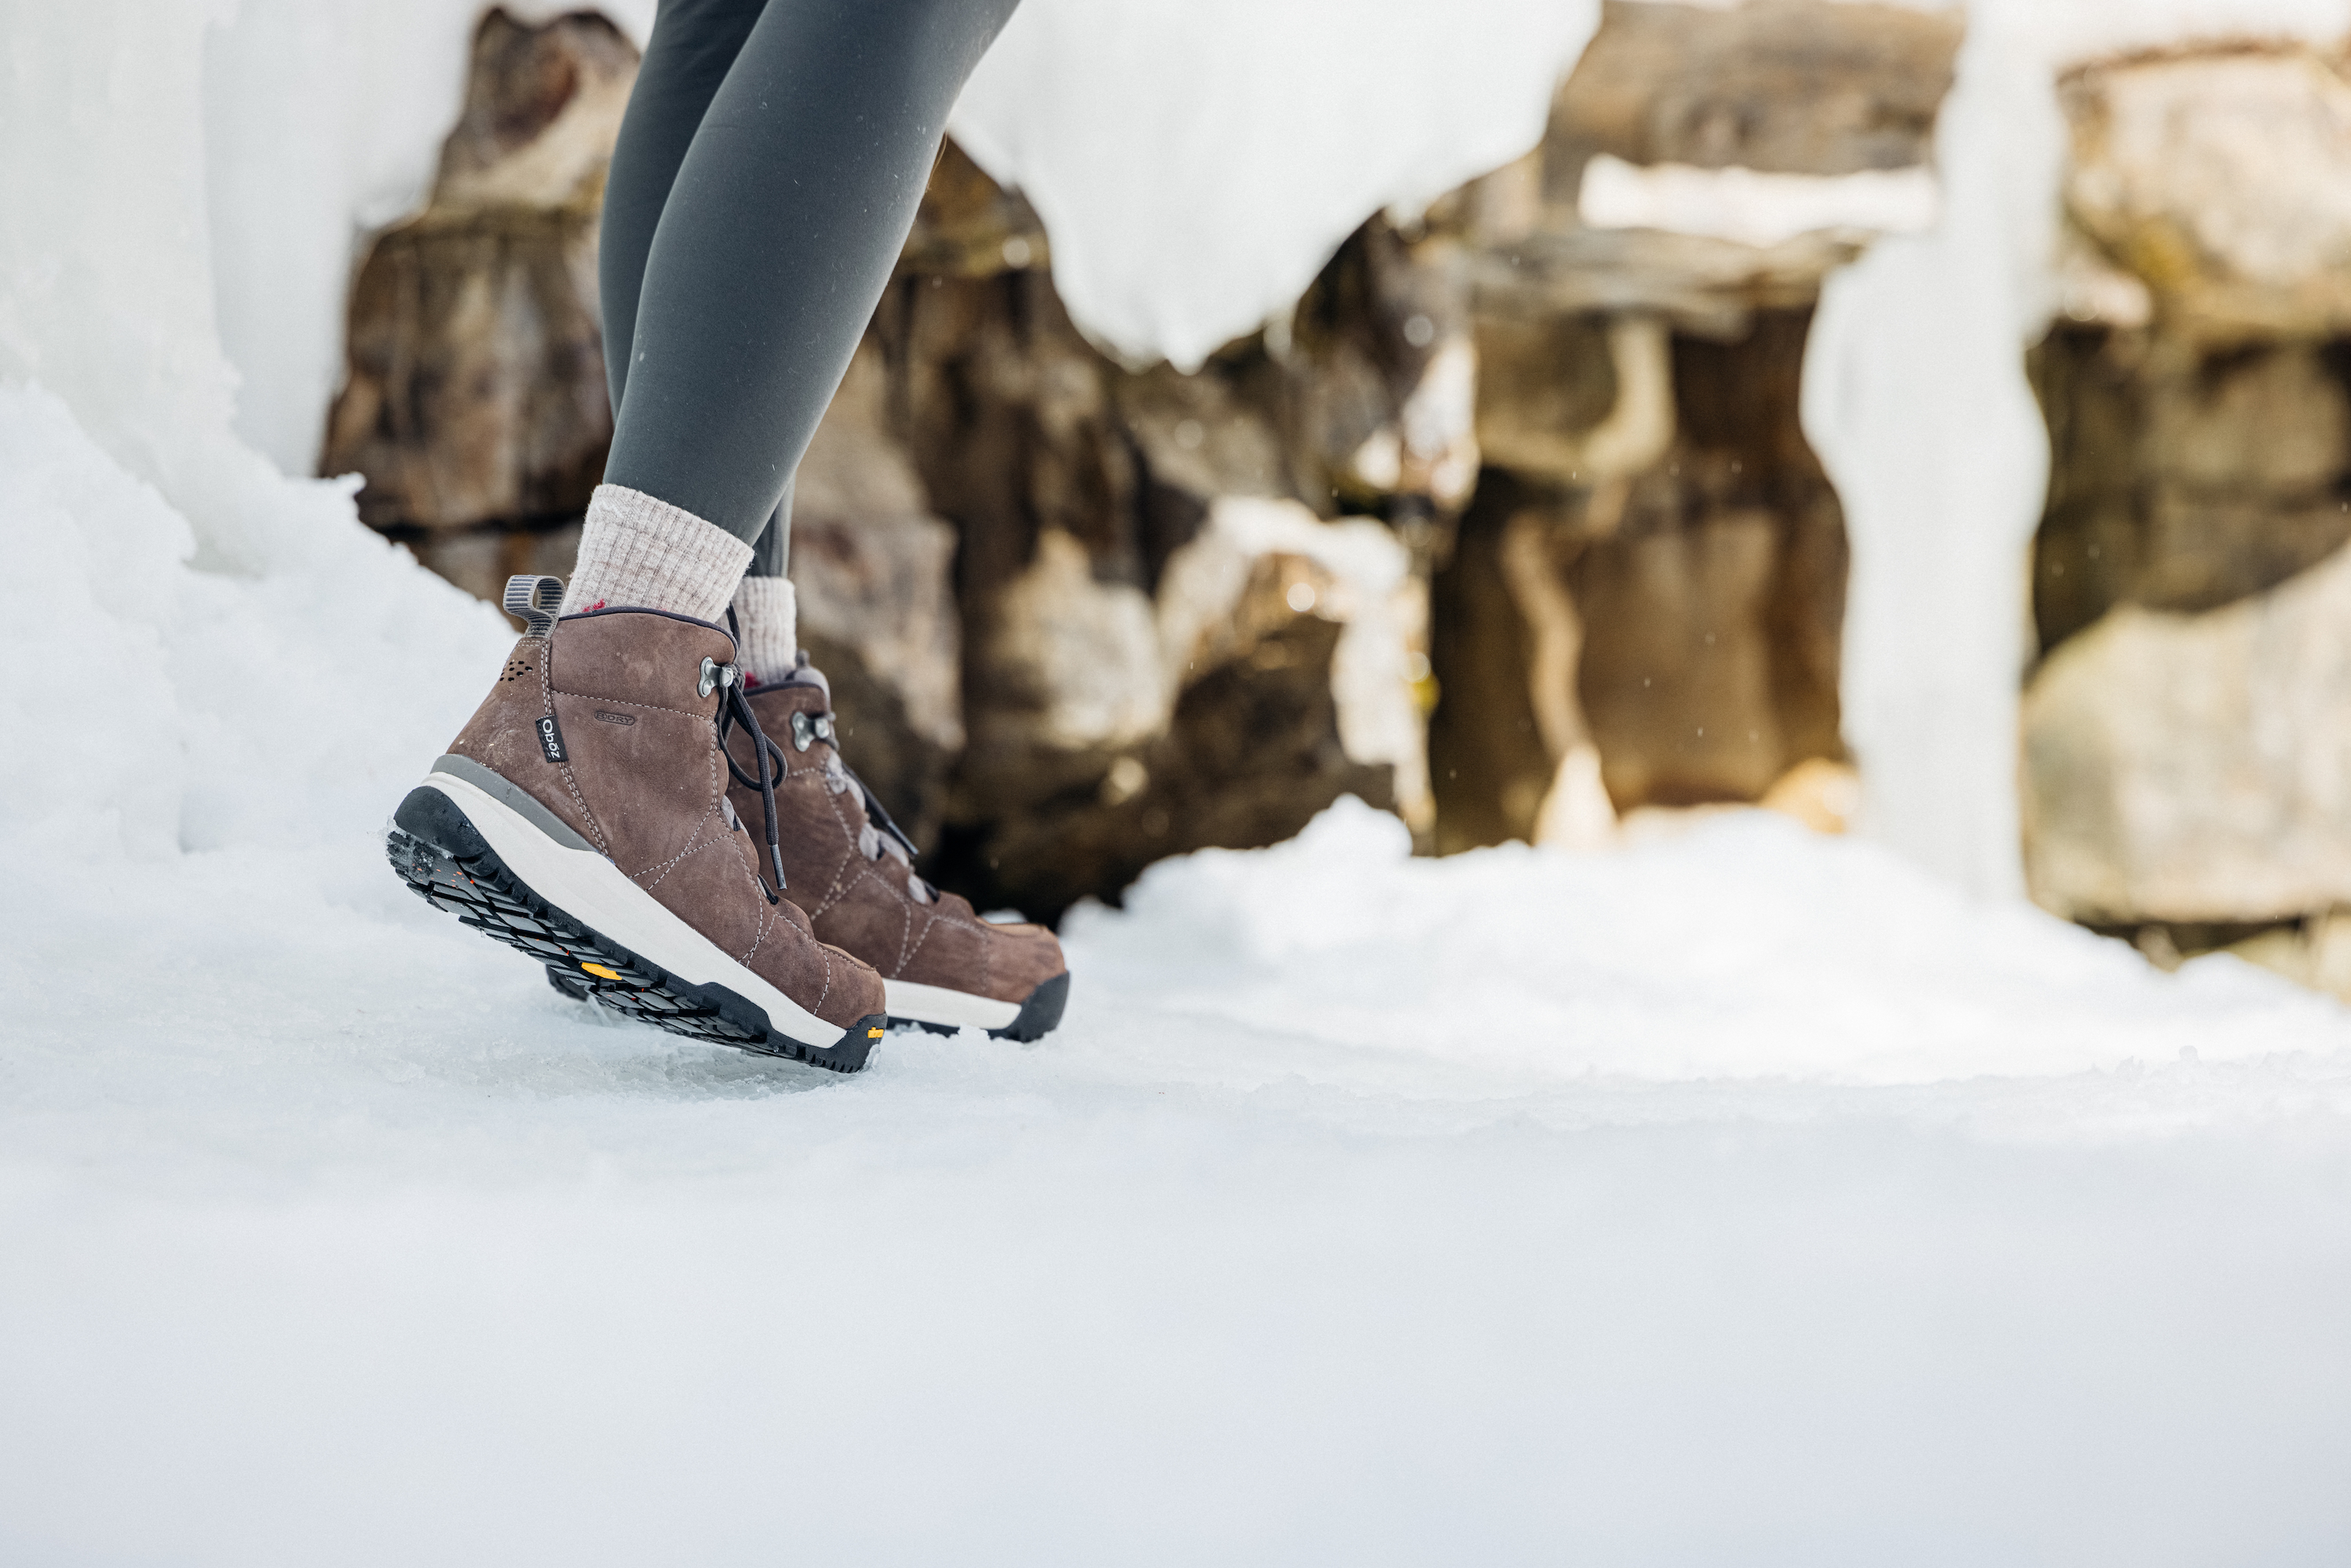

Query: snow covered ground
4;374;2349;1560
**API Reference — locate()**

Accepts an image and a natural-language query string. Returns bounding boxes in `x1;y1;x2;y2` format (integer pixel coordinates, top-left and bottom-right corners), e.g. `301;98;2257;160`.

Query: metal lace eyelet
697;657;739;699
789;710;814;751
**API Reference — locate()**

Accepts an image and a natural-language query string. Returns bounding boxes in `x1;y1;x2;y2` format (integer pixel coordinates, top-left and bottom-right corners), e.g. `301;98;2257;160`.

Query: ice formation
947;0;1601;368
5;5;2351;1556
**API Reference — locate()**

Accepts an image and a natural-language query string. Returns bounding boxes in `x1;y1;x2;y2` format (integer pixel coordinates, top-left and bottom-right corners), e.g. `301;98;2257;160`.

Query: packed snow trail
3;378;2349;1557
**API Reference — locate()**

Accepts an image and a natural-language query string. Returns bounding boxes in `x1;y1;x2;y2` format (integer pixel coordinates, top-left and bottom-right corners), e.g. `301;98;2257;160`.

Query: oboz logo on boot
537;714;569;763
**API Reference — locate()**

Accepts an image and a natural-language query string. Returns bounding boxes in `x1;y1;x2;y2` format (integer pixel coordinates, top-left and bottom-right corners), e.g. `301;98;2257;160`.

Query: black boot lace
712;613;932;902
715;679;791;904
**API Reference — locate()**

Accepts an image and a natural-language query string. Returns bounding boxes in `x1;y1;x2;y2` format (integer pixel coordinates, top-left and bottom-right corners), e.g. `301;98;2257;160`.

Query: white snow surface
7;2;2351;1559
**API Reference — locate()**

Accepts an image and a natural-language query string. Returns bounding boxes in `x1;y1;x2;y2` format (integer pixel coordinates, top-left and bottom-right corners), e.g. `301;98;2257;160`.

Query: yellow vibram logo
580;961;622;981
868;1027;884;1038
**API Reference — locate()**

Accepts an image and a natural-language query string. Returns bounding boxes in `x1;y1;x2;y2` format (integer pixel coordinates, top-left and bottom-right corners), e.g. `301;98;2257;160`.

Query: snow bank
0;0;518;864
1078;798;2343;1086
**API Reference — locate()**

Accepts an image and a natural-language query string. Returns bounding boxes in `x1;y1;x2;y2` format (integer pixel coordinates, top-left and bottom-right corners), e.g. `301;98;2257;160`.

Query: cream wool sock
730;575;799;687
561;483;752;624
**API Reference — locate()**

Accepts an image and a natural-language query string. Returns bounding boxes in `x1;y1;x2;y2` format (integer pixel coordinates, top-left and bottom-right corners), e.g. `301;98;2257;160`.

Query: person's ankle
730;575;799;686
562;483;752;625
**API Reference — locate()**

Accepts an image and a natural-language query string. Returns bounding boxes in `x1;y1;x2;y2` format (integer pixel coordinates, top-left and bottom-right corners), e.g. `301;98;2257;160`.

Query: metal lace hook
698;656;739;700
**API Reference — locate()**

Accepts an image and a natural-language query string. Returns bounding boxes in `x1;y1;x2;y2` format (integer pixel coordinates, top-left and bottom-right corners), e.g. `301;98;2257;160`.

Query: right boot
385;578;889;1073
718;664;1070;1042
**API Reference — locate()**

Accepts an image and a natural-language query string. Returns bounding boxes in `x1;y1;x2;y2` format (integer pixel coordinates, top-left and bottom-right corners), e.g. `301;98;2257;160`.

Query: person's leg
569;0;1020;626
747;487;792;578
611;0;1018;537
572;0;770;624
598;0;785;570
731;520;799;686
599;0;767;430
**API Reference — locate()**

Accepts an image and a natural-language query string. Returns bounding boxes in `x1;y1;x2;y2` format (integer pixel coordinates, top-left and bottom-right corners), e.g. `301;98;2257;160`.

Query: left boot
721;664;1070;1041
389;589;888;1073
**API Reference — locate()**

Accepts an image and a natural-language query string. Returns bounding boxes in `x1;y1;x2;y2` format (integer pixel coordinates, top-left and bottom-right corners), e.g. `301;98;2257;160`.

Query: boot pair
386;578;1067;1073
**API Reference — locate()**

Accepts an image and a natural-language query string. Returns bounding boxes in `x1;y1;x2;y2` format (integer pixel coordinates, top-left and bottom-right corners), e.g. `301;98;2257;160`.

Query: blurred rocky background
321;2;2351;1001
2026;41;2351;996
324;9;633;578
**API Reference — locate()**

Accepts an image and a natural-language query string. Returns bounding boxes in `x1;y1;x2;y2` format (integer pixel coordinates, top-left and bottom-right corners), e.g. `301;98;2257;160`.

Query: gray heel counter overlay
430;754;596;853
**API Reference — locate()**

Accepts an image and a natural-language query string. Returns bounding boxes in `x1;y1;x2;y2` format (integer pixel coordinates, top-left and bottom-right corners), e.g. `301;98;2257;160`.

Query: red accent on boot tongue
586;599;607;612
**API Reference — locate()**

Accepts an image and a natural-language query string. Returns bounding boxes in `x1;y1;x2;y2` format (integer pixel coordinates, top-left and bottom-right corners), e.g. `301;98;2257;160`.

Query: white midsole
884;976;1021;1031
418;771;844;1048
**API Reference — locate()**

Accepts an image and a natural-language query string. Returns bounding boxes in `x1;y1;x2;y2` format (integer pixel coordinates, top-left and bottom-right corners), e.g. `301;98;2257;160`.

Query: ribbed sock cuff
731;575;799;687
562;483;752;625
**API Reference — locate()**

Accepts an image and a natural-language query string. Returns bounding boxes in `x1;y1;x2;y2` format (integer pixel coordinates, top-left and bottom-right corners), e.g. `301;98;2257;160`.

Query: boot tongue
776;653;830;704
744;660;832;724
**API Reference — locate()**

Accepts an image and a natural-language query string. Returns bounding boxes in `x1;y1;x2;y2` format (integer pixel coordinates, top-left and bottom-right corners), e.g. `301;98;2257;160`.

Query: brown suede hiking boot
385;578;889;1072
723;665;1070;1041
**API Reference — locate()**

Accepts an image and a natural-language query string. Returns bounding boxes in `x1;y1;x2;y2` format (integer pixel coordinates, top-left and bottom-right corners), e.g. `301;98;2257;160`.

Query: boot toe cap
980;918;1067;1004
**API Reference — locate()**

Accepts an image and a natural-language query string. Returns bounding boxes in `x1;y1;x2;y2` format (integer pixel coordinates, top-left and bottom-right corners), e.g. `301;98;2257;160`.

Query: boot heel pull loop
503;575;564;639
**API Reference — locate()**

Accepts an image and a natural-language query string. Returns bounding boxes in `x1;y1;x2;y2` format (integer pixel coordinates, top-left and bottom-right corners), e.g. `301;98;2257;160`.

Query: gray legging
599;0;1020;576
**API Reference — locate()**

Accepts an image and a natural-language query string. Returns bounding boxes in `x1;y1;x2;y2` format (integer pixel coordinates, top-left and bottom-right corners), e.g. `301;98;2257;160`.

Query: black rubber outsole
389;785;885;1074
890;969;1071;1042
556;951;1070;1043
